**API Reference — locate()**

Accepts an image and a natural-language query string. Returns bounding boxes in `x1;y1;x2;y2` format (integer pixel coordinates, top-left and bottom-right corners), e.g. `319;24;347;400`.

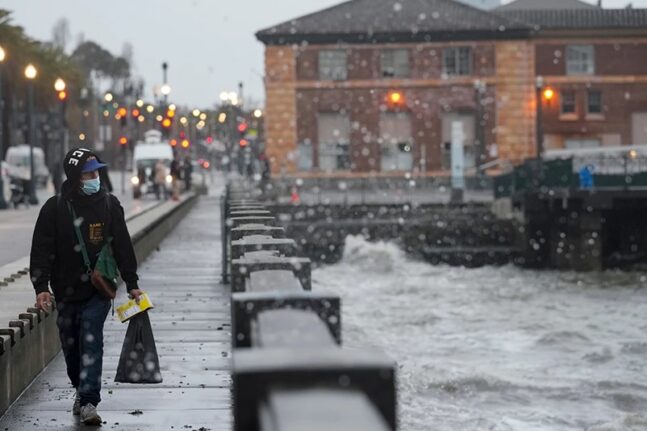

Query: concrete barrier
223;181;397;430
0;193;198;417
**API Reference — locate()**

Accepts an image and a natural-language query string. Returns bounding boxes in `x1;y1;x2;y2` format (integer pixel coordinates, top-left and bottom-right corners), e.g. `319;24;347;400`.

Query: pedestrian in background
30;148;142;426
184;156;193;191
170;154;181;201
154;159;167;200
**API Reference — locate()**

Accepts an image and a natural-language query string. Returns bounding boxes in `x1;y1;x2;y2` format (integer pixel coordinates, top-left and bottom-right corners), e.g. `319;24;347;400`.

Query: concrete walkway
0;196;231;430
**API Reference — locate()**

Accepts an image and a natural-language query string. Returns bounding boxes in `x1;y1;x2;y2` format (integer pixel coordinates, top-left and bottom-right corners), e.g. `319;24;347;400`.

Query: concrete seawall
0;194;198;417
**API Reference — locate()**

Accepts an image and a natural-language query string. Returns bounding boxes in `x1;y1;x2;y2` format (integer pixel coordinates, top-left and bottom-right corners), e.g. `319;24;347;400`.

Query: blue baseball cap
81;156;107;173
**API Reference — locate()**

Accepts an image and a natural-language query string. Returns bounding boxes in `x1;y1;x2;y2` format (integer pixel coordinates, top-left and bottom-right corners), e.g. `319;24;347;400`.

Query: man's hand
129;289;143;304
35;292;52;312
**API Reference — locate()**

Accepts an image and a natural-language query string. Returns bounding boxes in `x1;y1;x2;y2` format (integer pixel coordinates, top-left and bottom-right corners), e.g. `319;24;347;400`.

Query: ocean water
313;236;647;431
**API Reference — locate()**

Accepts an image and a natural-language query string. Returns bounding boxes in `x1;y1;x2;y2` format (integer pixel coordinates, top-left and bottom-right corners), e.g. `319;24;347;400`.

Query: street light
253;109;263;119
160;84;171;96
25;63;38;205
54;78;66;92
535;76;546;160
0;45;7;209
54;78;68;193
104;92;113;103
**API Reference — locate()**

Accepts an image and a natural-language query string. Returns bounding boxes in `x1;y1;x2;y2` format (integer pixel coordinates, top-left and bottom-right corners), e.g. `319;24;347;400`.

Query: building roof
256;0;531;45
496;8;647;30
496;0;598;11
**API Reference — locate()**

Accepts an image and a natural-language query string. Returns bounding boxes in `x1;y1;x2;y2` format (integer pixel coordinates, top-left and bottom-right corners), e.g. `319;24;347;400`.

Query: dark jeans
56;293;111;407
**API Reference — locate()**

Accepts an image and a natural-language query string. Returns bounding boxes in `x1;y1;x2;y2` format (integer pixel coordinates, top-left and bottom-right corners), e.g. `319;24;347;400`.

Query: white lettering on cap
68;149;90;167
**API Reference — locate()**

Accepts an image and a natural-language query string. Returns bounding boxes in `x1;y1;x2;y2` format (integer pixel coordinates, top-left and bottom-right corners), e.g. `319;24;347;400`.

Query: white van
131;130;174;199
5;145;50;186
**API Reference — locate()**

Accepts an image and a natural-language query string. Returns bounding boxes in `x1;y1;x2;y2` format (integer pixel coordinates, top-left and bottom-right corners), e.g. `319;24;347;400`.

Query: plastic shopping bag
114;311;163;383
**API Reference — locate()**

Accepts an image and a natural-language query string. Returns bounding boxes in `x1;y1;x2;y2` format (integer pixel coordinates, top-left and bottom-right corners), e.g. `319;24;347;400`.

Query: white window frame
442;47;472;76
381;49;410;78
317;113;351;171
561;91;576;115
379;112;413;172
566;45;595;75
587;90;603;115
318;50;347;81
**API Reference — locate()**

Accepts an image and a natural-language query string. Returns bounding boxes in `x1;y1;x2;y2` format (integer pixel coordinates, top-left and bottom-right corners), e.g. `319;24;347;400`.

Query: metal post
55;97;67;194
27;82;38;205
162;62;168;106
121;145;126;195
536;86;544;159
0;65;7;209
535;77;546;192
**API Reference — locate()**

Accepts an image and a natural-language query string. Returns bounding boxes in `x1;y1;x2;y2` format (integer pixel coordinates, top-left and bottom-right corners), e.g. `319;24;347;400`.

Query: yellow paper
116;293;154;323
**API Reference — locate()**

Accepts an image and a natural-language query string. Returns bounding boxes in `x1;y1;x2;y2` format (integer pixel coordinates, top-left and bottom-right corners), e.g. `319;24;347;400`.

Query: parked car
4;145;50;187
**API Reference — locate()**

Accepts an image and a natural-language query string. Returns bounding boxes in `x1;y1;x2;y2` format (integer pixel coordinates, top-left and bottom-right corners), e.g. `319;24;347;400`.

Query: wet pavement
0;196;231;430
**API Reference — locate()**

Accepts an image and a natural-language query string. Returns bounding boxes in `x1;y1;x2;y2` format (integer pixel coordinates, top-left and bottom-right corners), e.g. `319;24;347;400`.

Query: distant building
459;0;501;9
256;0;647;176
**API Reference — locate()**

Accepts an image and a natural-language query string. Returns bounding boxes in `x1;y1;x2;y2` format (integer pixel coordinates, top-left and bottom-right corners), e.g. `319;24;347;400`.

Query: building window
381;49;410;78
587;90;602;115
565;138;601;149
317;113;351;171
442;47;472;76
379;113;413;171
561;91;576;115
566;45;595;75
297;139;313;171
441;113;476;170
318;50;347;81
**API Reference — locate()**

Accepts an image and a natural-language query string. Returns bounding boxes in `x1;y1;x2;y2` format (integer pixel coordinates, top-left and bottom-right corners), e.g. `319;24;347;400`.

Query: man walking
30;148;142;425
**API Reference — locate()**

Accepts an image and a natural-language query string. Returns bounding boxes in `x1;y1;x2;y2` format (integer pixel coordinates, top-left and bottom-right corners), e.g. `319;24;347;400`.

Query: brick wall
495;41;537;162
264;46;298;174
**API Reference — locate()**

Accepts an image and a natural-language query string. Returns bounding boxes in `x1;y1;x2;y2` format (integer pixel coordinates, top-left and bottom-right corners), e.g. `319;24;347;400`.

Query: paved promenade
0;196;232;430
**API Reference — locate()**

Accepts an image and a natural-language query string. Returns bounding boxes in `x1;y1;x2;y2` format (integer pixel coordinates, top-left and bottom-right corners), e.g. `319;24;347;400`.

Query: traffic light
170;139;178;147
117;107;128;127
119;136;128;146
181;139;190;149
57;91;67;101
237;122;248;135
239;139;249;148
206;136;213;144
131;108;141;118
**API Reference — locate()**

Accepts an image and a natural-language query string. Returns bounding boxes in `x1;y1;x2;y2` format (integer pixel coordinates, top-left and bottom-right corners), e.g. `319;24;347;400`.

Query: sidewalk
0;196;231;430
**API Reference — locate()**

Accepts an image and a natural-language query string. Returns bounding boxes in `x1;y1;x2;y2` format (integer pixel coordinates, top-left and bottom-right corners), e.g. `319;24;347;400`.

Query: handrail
223;180;397;430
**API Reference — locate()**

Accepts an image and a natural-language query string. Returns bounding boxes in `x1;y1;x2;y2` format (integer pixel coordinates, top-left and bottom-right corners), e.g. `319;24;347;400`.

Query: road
0;171;162;267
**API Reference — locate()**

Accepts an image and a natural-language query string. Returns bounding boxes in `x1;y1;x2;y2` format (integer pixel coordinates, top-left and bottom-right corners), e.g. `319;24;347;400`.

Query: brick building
256;0;647;176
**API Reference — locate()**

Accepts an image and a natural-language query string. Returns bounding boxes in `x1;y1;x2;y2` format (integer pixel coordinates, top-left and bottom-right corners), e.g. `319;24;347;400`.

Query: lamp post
0;45;8;209
54;78;67;193
535;76;555;160
473;79;487;176
25;64;38;205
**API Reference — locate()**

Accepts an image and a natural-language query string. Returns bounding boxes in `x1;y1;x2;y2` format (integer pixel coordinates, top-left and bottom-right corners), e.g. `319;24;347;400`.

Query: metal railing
222;181;396;430
263;175;494;205
494;155;647;198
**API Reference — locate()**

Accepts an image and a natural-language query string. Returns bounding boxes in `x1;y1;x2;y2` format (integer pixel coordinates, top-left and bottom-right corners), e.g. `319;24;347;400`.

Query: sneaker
80;403;102;426
72;391;81;416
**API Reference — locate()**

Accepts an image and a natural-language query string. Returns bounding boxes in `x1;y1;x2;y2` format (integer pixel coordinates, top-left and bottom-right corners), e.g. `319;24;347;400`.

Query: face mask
81;177;101;195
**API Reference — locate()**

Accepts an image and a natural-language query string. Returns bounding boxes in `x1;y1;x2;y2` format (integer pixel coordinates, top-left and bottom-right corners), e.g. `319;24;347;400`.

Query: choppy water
313;236;647;431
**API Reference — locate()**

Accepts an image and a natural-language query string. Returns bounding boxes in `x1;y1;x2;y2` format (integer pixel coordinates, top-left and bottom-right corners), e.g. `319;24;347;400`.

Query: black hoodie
30;149;139;303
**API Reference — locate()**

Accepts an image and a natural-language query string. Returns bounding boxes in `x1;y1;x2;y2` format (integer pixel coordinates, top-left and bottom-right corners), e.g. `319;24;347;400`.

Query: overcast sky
1;0;645;109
